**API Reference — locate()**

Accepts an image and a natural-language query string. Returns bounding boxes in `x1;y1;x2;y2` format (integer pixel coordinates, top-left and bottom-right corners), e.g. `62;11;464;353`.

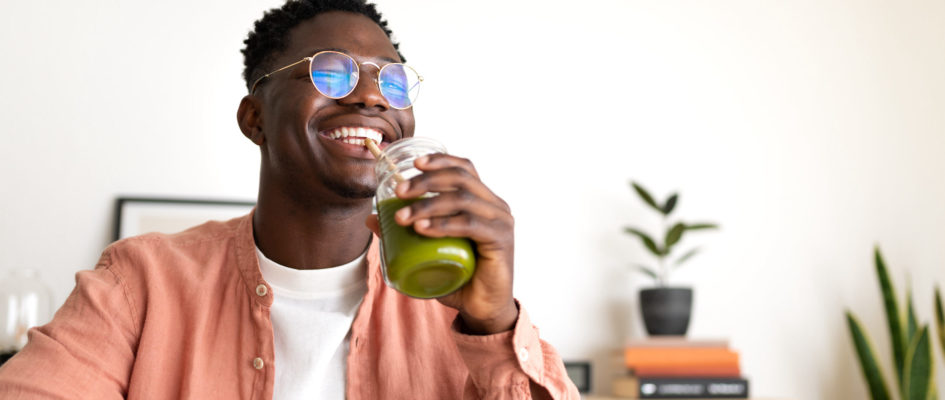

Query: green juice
377;197;476;298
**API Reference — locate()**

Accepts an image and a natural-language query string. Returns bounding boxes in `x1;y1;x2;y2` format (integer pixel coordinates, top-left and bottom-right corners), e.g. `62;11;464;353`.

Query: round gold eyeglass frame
249;50;423;110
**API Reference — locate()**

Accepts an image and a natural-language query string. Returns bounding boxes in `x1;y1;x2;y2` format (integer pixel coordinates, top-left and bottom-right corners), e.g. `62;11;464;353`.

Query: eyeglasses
250;50;423;110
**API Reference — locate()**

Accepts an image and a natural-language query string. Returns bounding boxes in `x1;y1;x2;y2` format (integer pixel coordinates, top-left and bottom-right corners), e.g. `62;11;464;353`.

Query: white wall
2;1;944;398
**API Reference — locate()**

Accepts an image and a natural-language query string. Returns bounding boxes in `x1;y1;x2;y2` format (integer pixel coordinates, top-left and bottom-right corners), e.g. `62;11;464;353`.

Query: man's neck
252;190;373;270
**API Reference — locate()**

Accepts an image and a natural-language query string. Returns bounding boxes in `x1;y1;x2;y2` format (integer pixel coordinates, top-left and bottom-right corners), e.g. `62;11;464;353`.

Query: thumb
365;213;381;236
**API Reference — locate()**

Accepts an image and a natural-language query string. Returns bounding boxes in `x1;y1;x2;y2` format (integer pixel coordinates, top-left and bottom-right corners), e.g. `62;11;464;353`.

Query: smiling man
0;1;579;399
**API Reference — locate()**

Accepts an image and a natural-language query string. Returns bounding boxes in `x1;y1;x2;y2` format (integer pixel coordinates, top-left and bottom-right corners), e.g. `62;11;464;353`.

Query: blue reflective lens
379;64;419;109
310;53;358;98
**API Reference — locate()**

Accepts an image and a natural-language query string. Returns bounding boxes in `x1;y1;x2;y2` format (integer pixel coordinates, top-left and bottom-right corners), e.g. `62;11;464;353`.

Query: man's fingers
395;190;507;227
392;192;513;245
412;211;513;245
396;167;509;213
415;153;479;178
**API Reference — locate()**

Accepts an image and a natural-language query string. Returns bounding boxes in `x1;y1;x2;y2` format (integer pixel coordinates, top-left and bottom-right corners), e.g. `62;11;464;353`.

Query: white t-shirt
256;247;368;400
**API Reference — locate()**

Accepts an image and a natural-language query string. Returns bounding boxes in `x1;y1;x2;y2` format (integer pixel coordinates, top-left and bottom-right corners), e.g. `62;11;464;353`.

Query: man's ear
237;95;265;145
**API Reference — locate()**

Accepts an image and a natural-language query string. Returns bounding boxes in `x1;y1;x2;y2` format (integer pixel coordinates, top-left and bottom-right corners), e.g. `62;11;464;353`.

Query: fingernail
396;180;410;194
396;207;411;220
416;219;430;229
416;156;429;166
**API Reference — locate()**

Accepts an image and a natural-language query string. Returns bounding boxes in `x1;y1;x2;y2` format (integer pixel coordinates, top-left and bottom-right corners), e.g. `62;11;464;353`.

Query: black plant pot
640;287;693;336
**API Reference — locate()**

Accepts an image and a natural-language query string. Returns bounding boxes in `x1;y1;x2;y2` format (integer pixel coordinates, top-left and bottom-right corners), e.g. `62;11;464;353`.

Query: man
0;1;579;398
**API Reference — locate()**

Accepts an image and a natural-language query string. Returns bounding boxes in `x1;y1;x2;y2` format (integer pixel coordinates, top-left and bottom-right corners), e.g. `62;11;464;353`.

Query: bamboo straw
363;138;405;183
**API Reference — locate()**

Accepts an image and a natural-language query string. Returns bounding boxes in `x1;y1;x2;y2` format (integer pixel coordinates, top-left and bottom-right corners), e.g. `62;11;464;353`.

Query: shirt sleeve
0;247;138;399
450;301;581;400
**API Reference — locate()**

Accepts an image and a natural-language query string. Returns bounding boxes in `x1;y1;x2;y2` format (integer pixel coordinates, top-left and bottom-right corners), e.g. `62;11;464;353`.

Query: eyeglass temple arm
249;57;313;94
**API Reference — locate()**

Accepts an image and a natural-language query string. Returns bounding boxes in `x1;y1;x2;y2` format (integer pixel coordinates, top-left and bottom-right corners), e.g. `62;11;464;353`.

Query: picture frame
563;361;591;393
113;197;255;241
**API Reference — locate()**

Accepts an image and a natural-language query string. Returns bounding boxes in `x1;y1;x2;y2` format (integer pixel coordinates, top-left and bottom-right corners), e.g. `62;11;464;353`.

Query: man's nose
338;62;389;110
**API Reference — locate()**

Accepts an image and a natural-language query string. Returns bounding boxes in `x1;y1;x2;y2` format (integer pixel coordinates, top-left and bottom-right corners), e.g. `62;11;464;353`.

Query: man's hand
365;153;518;335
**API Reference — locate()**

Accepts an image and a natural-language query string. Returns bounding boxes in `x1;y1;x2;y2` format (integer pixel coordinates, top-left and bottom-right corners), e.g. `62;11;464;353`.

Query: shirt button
255;284;268;296
517;347;529;362
253;357;264;370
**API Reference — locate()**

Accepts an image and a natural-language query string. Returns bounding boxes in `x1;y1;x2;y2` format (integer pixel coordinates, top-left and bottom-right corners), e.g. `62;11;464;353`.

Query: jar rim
383;136;446;155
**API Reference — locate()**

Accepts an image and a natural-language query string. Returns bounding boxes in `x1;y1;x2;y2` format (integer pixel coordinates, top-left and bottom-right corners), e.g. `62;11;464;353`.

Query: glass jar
374;137;476;298
0;268;53;363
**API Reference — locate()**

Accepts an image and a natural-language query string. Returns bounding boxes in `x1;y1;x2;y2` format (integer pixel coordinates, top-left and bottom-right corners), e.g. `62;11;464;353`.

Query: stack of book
612;337;749;399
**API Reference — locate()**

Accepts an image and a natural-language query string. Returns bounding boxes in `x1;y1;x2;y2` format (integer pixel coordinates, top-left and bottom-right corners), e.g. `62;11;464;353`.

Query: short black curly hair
241;0;403;92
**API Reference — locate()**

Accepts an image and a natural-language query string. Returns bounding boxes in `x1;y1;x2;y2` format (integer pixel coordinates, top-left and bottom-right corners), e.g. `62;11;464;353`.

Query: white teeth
326;127;384;144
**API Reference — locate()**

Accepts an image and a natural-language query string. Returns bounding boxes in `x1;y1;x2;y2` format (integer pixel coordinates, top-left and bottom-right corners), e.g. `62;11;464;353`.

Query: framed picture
564;361;591;393
113;197;255;241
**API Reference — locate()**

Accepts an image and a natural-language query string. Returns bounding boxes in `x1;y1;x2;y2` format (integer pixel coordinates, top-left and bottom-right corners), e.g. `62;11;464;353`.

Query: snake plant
847;246;935;400
936;287;945;373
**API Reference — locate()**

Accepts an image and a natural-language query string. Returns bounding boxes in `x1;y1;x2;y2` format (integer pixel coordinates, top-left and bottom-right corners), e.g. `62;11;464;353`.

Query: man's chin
337;188;376;200
325;178;377;200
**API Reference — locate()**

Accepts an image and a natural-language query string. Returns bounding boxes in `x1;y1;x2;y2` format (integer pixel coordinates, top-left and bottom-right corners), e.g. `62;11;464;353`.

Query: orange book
624;347;739;369
630;364;741;377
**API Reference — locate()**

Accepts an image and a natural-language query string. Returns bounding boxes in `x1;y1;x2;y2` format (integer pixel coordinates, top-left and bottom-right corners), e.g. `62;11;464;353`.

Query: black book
637;377;749;399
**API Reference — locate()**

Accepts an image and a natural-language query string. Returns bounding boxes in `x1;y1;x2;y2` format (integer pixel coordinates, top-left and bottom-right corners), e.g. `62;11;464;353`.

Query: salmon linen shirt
0;211;579;399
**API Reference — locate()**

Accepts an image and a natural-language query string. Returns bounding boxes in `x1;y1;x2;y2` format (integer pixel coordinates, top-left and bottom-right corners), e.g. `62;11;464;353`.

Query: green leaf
875;246;906;387
662;194;678;215
902;325;933;400
631;181;664;214
624;227;663;256
665;223;685;250
847;311;892;400
907;285;918;345
685;223;719;231
674;248;700;267
634;265;659;281
935;287;945;362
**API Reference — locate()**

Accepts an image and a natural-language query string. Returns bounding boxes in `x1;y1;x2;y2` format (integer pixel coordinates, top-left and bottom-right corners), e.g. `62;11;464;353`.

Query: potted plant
846;247;934;400
624;181;718;336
